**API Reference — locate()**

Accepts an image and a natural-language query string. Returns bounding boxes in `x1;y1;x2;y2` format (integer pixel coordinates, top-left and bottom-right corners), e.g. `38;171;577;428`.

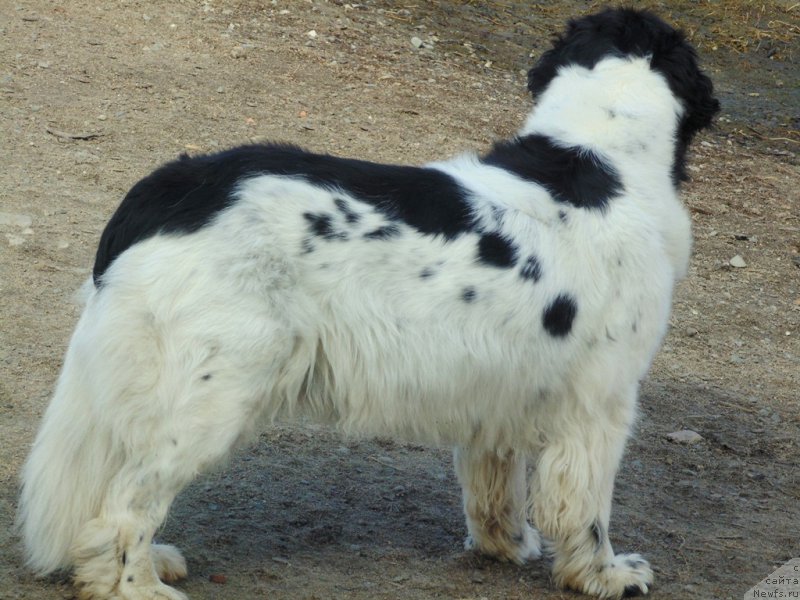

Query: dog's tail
17;279;123;575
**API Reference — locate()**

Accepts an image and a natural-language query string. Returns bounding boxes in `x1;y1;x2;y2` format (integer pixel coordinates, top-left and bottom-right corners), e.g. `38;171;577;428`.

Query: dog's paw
605;553;652;598
152;544;187;583
560;553;653;599
465;523;542;564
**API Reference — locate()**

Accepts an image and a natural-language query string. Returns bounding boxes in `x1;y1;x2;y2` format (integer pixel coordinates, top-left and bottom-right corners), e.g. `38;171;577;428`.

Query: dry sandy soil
1;1;798;599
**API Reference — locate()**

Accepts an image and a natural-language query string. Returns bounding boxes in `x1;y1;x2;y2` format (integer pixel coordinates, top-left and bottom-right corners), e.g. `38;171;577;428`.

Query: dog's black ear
527;12;620;97
650;28;721;182
649;28;721;136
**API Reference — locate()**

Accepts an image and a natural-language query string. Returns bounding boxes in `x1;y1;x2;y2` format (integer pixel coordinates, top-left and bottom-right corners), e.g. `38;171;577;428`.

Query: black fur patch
93;144;473;284
526;8;719;184
419;267;435;279
482;134;621;210
520;255;542;282
623;584;646;598
333;197;361;224
303;212;345;240
363;224;401;241
477;232;518;268
461;287;477;303
543;294;578;337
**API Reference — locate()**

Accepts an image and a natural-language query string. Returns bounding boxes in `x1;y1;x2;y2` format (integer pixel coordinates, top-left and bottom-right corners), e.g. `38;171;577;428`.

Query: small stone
729;255;747;268
410;36;423;49
666;430;703;444
73;150;100;165
470;570;485;583
306;29;317;39
208;574;227;584
685;327;699;337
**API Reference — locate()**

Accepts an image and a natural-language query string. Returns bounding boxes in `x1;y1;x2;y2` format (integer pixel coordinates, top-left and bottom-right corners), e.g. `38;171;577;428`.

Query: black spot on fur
121;551;127;566
93;144;473;285
364;224;401;240
558;210;568;223
333;197;360;224
462;287;477;303
303;212;347;241
623;584;646;598
526;8;719;184
419;267;435;279
127;576;134;583
477;232;518;268
482;134;622;210
303;212;332;237
543;294;577;337
201;373;212;381
520;255;542;282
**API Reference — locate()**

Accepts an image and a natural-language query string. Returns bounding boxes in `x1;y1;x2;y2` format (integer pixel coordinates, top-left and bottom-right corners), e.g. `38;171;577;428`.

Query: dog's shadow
165;425;468;568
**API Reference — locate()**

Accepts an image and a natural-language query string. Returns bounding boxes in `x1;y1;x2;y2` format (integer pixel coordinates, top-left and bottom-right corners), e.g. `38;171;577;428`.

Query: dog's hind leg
63;293;296;599
70;359;272;600
531;386;653;599
454;447;541;563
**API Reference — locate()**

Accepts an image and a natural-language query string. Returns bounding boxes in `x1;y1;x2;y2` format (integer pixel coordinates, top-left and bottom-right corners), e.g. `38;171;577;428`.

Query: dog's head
528;8;720;182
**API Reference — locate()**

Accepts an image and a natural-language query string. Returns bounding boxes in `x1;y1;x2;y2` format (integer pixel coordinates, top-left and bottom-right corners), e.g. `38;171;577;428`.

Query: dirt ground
1;1;798;599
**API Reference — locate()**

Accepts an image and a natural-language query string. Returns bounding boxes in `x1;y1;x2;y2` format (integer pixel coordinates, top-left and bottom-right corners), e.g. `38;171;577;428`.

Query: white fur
19;55;691;599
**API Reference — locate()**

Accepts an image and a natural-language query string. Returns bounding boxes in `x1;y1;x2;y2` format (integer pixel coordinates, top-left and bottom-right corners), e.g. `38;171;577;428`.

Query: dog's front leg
453;446;542;564
530;394;653;599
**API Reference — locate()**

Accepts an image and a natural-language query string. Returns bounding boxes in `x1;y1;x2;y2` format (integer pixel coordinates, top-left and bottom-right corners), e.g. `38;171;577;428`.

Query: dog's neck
519;56;683;184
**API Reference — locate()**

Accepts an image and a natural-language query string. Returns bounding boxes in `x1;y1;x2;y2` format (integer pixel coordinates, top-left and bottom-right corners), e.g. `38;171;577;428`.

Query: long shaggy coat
19;8;719;600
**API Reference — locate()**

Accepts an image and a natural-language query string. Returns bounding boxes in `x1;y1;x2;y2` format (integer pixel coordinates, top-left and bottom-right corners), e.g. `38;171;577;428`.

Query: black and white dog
19;8;718;599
